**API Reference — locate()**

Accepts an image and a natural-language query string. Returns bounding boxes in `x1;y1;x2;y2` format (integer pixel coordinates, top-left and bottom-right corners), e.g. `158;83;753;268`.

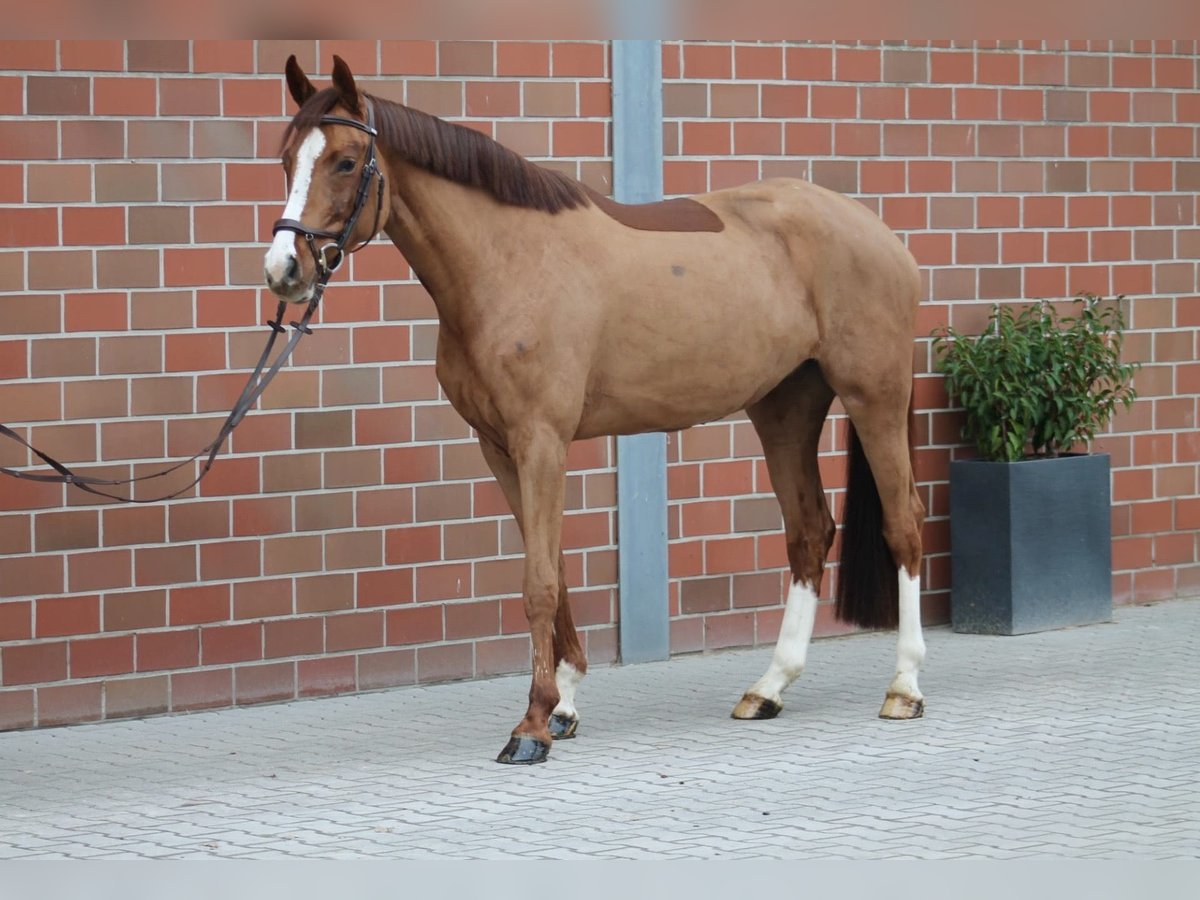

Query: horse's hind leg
838;391;927;720
732;363;836;720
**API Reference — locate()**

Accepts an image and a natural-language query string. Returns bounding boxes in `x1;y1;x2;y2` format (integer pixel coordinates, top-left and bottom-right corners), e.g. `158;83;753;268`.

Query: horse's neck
381;158;494;326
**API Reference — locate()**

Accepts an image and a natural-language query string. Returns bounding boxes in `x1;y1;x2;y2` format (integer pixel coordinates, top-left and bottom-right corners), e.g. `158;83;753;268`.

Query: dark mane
281;88;590;215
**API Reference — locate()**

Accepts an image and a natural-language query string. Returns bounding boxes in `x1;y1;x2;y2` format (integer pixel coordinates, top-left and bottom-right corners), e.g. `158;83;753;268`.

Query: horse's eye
336;158;356;173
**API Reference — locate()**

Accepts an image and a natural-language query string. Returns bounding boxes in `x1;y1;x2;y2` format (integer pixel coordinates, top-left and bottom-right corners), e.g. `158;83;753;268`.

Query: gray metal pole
612;39;670;664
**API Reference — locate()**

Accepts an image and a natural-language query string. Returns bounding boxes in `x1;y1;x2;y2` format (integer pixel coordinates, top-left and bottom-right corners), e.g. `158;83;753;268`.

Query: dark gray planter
949;453;1112;635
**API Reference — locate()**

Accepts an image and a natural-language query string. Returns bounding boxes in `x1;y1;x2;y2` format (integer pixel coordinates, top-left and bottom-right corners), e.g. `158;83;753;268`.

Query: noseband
272;99;386;289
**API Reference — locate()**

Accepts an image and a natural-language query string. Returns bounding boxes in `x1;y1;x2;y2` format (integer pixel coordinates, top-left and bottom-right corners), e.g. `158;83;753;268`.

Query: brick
26;164;87;204
128;41;189;72
295;573;355;614
683;44;732;79
95;163;158;203
707;84;756;120
358;648;416;690
298;655;357;698
321;530;379;570
62;121;124;159
171;667;233;711
735;44;782;80
0;122;57;160
443;599;499;640
29;250;93;290
96;249;160;290
33;595;100;642
416;642;473;682
550;42;604;78
136;629;199;671
705;611;755;650
439;41;494;76
497;42;549;77
37;682;102;726
326;611;385;652
931;51;974;84
416;563;472;602
554;120;607;157
194;40;255;74
521;82;575;118
681;576;730;615
169;583;230;627
407;80;463;116
465;80;519;118
62;207;126;248
233;661;294;705
102;675;168;719
195;121;255;158
0;208;58;247
0;40;55;69
0;689;34;731
1;641;67;685
386;604;444;645
706;537;756;575
263;617;323;659
0;600;30;643
162;163;223;202
836;47;881;82
358;569;413;609
0;554;64;598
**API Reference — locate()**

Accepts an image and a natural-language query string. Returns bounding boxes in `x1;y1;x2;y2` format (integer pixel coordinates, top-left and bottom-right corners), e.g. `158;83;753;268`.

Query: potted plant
933;293;1139;635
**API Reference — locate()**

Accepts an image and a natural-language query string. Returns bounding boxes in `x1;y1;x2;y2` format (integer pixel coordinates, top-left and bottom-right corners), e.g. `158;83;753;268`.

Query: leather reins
0;101;385;504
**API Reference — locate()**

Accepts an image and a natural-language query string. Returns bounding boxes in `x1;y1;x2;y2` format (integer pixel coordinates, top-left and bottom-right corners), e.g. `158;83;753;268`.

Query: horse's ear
330;55;362;116
285;54;316;108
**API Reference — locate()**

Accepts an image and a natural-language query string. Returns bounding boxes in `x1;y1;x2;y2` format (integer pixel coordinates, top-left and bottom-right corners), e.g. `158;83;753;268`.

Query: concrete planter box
949;454;1113;635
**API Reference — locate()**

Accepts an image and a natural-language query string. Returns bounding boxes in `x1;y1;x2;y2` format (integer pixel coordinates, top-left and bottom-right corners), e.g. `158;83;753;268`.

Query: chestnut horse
265;56;926;765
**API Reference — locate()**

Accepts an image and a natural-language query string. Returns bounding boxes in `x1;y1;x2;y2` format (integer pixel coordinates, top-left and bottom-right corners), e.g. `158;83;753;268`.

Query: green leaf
927;294;1141;461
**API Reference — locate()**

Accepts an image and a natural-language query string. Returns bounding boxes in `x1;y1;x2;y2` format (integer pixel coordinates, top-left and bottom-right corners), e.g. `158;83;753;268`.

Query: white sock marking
889;568;926;700
264;128;326;282
747;579;819;705
552;661;583;720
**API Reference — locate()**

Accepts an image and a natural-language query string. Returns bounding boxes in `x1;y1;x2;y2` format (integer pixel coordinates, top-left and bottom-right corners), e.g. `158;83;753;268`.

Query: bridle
272;99;385;284
0;102;386;503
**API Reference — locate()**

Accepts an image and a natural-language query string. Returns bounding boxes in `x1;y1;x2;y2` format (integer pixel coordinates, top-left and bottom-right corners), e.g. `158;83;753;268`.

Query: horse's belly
576;342;805;439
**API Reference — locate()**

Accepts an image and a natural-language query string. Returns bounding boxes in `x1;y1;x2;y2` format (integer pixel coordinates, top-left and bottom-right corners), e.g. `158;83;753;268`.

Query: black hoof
549;713;579;740
496;734;550;765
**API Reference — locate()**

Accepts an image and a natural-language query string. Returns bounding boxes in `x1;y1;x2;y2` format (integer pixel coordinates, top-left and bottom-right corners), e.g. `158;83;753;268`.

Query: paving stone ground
1;599;1198;859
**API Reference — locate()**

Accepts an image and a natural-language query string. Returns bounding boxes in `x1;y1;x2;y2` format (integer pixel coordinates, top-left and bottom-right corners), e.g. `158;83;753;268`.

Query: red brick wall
663;40;1200;654
0;40;617;730
1;40;1197;731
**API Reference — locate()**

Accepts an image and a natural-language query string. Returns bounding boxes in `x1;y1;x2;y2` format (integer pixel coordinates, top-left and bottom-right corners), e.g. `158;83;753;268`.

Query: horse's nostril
286;256;300;281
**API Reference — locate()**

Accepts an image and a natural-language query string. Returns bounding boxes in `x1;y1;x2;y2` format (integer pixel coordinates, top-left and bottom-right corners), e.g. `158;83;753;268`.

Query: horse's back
704;177;918;289
703;176;921;335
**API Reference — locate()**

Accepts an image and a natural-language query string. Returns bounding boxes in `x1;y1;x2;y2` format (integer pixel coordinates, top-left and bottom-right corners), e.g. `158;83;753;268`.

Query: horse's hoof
549;713;578;740
879;694;924;720
731;693;782;720
496;734;550;765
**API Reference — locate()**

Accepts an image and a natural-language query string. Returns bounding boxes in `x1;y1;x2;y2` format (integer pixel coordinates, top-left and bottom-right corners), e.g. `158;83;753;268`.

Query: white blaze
747;579;820;704
264;128;326;281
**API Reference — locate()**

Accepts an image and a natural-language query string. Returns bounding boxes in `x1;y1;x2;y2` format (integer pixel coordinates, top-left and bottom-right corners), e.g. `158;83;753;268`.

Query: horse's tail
835;401;913;630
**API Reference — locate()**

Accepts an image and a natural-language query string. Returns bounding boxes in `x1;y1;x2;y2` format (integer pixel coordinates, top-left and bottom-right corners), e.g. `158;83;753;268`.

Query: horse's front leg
496;424;568;765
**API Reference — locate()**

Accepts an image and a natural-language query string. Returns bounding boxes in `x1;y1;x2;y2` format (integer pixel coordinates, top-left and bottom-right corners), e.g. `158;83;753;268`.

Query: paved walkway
1;599;1198;859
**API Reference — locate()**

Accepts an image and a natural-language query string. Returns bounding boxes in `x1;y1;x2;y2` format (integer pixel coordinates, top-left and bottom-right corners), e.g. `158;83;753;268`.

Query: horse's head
265;55;390;303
